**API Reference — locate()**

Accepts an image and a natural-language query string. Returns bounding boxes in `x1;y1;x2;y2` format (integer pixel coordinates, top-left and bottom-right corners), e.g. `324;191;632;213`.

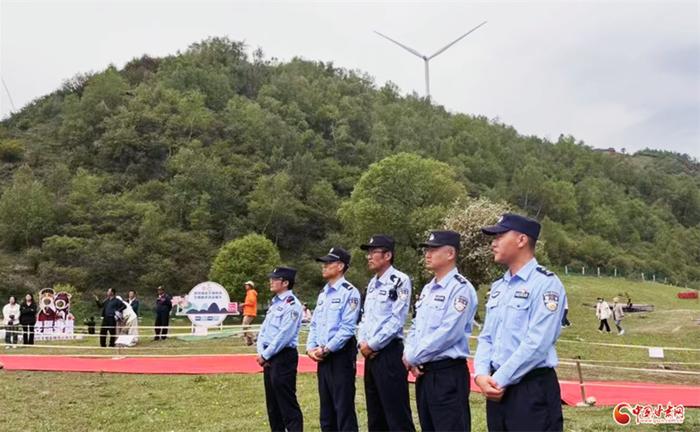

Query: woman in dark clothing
19;293;37;345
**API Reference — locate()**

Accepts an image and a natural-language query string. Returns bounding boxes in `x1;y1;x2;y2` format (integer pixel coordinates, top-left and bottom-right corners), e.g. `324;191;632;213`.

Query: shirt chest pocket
329;299;343;314
505;298;531;331
486;297;500;309
378;291;394;311
268;307;285;330
485;298;500;317
427;300;448;328
415;295;425;310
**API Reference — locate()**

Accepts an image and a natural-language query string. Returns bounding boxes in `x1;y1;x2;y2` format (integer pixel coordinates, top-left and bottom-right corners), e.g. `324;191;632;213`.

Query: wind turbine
374;21;487;100
1;76;16;113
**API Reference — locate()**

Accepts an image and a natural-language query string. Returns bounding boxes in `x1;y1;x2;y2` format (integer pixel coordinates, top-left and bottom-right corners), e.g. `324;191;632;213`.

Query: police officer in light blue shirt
306;247;361;432
357;234;415;432
404;230;478;432
256;266;304;432
474;213;566;432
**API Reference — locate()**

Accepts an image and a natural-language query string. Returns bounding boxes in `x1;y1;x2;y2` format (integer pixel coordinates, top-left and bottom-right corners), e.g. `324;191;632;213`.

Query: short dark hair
285;279;295;291
527;235;537;251
128;290;136;295
447;245;459;260
382;249;395;265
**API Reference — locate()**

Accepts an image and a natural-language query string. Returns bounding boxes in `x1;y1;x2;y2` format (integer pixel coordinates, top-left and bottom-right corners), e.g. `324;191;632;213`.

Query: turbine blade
374;31;425;58
428;21;487;60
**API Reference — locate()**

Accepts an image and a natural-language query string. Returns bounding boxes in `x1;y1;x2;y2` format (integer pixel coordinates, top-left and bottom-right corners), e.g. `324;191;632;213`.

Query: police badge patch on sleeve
454;296;468;312
348;297;359;311
543;291;559;311
398;288;408;301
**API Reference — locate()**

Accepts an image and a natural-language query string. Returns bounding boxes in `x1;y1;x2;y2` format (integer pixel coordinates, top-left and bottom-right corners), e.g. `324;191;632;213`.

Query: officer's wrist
474;373;488;382
490;371;507;389
474;368;490;378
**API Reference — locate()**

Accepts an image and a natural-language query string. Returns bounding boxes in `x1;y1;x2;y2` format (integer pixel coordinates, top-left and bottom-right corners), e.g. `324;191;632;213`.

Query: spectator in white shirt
3;296;20;347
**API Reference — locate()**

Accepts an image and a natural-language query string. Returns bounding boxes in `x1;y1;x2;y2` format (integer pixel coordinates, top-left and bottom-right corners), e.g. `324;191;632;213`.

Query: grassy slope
0;276;698;431
0;373;697;432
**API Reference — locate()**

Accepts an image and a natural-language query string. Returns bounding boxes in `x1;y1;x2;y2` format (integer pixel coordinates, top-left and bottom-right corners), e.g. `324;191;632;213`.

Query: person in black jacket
94;288;126;347
154;286;172;341
19;293;37;345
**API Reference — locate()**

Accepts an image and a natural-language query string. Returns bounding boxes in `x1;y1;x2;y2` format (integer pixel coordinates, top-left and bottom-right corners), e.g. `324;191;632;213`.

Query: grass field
0;275;698;431
1;372;698;432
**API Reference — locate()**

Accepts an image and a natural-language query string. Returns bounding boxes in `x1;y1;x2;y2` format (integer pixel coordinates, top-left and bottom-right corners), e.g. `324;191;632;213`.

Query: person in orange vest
242;281;258;346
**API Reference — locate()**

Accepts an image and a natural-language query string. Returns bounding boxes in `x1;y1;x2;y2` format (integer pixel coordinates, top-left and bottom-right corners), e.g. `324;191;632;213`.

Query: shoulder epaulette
536;266;555;277
341;281;355;291
454;273;467;284
285;296;296;305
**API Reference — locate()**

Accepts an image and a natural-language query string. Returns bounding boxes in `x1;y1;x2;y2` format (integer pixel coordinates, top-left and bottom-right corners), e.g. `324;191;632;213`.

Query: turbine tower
374;21;487;100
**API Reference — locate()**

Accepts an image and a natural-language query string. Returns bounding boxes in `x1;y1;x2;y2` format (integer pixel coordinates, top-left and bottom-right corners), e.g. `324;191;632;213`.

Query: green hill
0;37;698;302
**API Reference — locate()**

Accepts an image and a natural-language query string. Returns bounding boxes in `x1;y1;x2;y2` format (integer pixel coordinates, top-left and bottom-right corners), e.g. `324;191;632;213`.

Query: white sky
1;0;699;157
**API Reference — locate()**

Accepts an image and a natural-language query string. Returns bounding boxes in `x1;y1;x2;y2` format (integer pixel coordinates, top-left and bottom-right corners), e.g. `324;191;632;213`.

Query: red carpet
559;379;700;407
1;355;698;407
0;354;317;375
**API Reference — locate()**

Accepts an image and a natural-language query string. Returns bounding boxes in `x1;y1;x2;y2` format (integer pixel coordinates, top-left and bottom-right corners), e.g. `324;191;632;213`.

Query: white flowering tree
441;197;512;289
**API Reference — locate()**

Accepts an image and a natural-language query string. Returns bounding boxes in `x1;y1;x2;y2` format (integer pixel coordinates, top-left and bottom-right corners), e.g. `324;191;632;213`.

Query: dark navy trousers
364;339;415;431
486;367;563;432
415;358;471;431
263;347;303;432
317;337;359;432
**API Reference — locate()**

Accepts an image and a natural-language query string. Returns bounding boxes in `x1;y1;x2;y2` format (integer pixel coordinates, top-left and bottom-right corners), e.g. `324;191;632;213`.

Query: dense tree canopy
209;233;281;303
0;36;698;305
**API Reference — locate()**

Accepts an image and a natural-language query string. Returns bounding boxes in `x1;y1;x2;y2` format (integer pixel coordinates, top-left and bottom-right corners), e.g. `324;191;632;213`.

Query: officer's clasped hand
475;375;504;402
358;341;376;359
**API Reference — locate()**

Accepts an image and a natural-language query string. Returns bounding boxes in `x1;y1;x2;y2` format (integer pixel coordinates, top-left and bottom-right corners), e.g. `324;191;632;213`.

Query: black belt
262;344;296;350
490;366;553;382
375;337;402;352
419;358;466;372
334;336;357;354
262;345;296;358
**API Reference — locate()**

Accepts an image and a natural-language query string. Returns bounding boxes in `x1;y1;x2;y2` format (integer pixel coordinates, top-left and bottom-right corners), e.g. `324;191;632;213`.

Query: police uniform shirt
474;257;567;388
306;277;361;352
256;290;303;360
404;267;478;366
357;266;412;351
